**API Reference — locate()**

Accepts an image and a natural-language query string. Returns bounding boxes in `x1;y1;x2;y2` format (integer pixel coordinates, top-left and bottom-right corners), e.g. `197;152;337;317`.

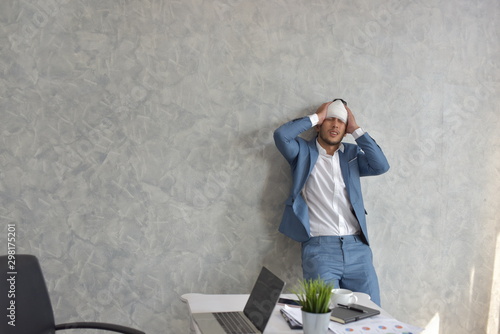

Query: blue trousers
301;235;381;306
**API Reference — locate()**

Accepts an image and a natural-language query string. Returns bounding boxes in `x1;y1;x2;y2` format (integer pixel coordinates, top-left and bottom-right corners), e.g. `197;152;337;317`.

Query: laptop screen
243;267;285;332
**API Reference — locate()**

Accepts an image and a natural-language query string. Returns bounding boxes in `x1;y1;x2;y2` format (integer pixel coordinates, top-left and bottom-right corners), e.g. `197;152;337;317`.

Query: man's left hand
345;105;360;134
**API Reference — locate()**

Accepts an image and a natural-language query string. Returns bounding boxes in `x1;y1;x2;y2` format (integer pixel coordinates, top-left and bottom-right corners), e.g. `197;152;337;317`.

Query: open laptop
192;267;285;334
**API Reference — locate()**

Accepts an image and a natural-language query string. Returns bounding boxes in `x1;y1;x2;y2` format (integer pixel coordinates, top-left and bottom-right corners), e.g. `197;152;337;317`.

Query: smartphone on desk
278;298;301;306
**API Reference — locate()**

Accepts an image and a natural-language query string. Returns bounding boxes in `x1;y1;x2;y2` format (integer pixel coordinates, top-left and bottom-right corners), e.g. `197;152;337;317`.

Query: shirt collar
316;139;344;156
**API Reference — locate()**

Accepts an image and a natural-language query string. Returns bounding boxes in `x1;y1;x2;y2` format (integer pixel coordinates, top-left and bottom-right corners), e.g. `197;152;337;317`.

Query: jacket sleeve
273;117;313;164
354;132;390;176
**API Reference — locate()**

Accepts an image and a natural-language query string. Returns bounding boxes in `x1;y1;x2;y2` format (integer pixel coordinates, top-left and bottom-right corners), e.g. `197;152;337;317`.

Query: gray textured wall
1;0;499;333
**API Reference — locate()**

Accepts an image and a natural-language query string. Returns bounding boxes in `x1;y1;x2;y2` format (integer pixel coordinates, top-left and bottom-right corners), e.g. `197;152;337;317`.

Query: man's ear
315;124;321;132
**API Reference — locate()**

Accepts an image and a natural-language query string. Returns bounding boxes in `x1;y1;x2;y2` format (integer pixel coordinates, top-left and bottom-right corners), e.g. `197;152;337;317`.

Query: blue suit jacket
273;116;390;245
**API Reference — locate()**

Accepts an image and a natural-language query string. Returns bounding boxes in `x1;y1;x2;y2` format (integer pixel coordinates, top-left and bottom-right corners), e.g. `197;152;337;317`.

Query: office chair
1;254;145;334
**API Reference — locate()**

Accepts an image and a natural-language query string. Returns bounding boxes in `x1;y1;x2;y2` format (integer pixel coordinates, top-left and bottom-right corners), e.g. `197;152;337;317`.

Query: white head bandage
326;100;348;123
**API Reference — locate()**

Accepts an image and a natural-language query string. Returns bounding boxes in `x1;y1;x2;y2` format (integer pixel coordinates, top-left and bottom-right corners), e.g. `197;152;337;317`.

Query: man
273;99;389;305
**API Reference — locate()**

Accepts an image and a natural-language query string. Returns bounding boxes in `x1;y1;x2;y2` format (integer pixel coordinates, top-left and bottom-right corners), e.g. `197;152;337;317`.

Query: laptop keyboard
213;312;256;334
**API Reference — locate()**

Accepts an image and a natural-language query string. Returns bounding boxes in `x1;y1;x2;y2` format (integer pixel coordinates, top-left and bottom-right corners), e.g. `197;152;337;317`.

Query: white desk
181;293;392;334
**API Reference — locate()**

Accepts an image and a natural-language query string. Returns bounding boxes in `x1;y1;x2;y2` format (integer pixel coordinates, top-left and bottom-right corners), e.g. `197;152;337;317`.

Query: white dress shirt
303;114;365;236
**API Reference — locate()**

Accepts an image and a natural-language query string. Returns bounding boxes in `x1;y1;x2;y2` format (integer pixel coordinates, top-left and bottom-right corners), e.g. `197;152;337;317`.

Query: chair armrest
55;322;144;334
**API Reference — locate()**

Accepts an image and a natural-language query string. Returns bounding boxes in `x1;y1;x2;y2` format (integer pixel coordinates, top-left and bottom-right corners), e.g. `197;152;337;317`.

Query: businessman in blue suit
274;99;389;305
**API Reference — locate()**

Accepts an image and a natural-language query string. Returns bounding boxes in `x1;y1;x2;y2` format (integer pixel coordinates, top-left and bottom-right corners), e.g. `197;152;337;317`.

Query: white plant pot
301;310;331;334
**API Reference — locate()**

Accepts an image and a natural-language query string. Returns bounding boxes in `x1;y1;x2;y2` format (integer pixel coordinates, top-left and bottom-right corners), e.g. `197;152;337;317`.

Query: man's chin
323;138;342;146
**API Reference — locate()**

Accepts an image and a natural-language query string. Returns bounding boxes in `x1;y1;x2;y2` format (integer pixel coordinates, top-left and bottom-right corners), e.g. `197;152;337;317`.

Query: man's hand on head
315;102;331;125
345;105;360;134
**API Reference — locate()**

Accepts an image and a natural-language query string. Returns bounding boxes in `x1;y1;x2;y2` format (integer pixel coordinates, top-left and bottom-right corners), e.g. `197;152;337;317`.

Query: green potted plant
293;278;334;334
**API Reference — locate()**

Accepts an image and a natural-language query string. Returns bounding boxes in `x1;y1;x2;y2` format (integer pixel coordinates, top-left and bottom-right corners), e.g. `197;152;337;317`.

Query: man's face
317;117;347;147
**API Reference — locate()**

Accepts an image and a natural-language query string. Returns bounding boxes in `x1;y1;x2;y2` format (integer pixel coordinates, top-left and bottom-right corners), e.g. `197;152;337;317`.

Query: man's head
316;99;348;149
326;99;348;123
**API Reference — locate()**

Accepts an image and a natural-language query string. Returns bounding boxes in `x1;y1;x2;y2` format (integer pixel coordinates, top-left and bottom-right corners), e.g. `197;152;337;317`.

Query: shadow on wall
233;122;304;285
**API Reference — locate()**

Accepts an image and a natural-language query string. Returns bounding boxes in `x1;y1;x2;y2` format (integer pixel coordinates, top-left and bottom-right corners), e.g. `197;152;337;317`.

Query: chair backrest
0;254;56;334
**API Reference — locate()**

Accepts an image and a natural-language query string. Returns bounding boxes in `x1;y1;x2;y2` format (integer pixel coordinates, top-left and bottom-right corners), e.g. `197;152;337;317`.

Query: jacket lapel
307;138;319;177
292;138;319;199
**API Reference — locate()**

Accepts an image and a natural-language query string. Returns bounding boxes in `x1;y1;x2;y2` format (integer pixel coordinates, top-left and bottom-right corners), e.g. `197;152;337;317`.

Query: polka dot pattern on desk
341;323;417;334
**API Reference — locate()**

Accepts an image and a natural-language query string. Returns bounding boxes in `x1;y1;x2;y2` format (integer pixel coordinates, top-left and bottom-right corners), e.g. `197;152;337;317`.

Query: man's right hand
315;102;331;125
